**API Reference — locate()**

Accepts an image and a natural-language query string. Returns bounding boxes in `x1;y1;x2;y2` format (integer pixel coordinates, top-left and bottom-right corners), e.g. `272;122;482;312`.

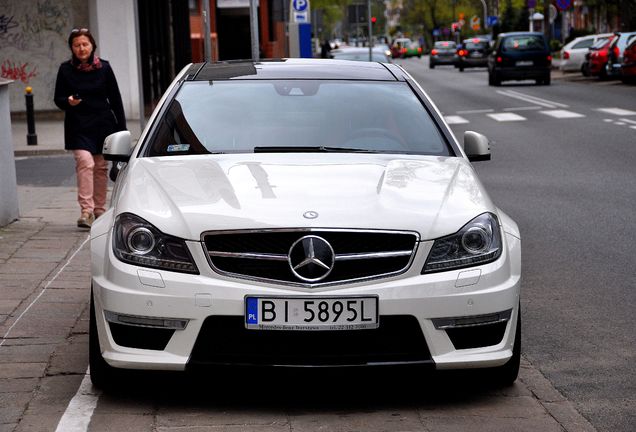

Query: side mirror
103;130;133;162
463;131;491;161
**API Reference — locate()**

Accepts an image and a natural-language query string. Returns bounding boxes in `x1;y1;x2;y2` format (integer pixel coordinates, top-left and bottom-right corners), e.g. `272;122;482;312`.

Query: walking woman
54;28;126;228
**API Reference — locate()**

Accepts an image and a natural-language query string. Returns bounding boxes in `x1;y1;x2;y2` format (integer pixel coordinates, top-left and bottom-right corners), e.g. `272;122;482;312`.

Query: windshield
146;80;451;157
502;35;545;51
330;51;389;62
465;41;489;50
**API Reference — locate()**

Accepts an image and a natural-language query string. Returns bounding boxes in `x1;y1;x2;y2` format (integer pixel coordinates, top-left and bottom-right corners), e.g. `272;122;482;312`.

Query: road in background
396;57;636;432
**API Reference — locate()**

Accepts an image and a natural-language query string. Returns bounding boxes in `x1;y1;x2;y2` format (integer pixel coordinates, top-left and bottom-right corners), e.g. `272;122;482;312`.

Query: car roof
187;58;404;81
498;31;545;37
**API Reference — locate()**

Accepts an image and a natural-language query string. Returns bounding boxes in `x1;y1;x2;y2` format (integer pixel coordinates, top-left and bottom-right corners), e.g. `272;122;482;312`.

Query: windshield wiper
253;146;379;153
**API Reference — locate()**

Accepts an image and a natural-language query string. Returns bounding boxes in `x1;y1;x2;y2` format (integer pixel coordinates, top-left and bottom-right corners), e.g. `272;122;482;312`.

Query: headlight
422;213;502;273
113;213;199;274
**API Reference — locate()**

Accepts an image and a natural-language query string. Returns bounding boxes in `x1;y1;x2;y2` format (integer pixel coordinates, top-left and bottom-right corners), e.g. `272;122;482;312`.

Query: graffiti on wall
0;0;78;111
1;60;38;83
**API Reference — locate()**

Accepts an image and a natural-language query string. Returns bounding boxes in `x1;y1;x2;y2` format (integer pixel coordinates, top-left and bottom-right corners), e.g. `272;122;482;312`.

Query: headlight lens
113;213;199;274
422;213;502;273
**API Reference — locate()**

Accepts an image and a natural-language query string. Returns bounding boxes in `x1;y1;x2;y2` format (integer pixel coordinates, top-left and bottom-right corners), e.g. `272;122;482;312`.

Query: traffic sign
470;15;480;31
292;0;308;12
487;16;498;27
556;0;571;10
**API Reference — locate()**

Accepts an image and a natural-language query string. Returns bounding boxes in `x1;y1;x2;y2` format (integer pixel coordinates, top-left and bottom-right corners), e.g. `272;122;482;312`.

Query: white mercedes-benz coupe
90;58;521;389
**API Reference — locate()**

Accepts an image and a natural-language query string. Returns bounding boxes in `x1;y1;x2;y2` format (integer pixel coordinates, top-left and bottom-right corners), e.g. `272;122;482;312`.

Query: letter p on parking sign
293;0;308;12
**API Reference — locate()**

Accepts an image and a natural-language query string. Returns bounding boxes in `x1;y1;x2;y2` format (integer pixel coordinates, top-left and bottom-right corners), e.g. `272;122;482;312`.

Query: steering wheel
343;128;405;150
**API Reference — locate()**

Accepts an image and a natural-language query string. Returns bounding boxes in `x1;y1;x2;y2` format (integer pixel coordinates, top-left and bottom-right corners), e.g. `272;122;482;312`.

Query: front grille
202;229;418;286
187;315;432;367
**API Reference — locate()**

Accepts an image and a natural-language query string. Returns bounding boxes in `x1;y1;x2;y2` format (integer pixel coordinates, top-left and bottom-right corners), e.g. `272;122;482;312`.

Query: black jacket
54;59;126;154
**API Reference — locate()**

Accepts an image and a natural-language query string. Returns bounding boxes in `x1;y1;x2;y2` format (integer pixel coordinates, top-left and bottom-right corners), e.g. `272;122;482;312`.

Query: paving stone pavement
1;129;599;431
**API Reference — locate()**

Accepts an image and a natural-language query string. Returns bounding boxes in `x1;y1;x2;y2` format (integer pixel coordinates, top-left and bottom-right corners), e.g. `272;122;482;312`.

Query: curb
14;149;69;157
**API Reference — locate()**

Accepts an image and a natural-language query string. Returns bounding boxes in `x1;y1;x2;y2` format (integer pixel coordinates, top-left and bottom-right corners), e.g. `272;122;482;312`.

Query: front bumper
496;66;551;81
91;227;521;371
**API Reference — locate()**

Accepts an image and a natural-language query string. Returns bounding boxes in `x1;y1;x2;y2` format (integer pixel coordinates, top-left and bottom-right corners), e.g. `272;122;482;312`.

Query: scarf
72;54;102;72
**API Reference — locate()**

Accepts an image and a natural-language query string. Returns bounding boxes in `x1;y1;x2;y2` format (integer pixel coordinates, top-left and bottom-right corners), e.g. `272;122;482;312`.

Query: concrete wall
0;0;88;112
0;79;19;227
0;0;140;120
89;0;141;119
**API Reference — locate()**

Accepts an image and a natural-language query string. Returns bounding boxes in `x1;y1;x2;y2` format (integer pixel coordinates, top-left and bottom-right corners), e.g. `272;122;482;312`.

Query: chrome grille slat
202;229;419;287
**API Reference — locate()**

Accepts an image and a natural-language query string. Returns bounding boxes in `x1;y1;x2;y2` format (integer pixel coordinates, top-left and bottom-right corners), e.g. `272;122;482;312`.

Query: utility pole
202;0;212;61
250;0;260;61
543;0;551;41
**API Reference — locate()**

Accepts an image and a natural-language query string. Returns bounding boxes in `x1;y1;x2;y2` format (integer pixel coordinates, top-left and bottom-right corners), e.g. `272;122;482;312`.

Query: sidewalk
11;118;143;157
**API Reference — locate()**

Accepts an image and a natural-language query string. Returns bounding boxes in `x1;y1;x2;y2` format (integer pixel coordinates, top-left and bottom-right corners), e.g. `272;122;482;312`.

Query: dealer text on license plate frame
245;296;379;330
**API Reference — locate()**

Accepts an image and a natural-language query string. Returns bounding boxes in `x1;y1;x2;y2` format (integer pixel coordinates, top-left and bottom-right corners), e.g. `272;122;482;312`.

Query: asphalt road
396;57;636;432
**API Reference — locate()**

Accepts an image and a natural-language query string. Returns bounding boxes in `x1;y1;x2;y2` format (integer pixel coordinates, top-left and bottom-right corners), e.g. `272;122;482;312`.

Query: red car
621;37;636;83
585;35;616;79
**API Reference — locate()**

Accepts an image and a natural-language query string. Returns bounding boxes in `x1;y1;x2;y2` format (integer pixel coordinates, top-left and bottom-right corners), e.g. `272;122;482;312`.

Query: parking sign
293;0;308;12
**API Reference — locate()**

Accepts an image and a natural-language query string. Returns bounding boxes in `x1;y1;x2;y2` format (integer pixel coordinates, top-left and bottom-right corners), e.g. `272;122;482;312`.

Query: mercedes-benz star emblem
288;235;335;282
303;211;319;219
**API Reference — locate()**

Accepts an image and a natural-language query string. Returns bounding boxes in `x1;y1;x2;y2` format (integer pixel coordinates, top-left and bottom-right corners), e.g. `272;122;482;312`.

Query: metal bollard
25;86;37;146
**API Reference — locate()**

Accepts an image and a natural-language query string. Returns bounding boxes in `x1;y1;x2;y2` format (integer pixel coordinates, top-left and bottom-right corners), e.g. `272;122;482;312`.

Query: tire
599;63;608;80
430;63;435;69
488;72;501;86
490;308;521;387
581;63;590;77
459;66;464;72
89;288;118;389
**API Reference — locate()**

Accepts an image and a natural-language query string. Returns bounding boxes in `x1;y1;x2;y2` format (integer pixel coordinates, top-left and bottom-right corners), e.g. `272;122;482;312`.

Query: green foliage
549;39;562;52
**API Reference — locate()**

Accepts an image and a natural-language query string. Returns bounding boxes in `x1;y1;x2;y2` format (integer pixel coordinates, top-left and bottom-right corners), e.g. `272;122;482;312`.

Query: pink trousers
73;150;108;215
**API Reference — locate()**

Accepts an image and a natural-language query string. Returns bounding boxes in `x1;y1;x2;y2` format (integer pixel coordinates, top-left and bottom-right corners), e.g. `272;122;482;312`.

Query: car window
434;41;456;49
147;80;451;157
464;41;489;50
572;39;594;49
330;51;389;62
590;37;612;49
502;35;545;51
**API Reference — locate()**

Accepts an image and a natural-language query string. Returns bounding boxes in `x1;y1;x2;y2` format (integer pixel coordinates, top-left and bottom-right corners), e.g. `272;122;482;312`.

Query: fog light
104;311;188;330
432;309;512;330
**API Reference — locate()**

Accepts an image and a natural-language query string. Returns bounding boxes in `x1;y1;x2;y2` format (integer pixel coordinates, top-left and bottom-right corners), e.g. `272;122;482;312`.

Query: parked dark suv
488;32;552;86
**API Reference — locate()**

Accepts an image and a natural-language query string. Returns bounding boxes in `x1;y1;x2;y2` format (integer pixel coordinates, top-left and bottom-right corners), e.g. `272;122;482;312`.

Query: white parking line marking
603;119;614;122
445;115;470;124
540;110;585;119
620;118;636;125
630;126;636;130
487;112;527;122
614;122;626;126
55;368;100;432
456;109;494;114
0;236;90;347
503;106;542;111
597;108;636;116
496;90;568;109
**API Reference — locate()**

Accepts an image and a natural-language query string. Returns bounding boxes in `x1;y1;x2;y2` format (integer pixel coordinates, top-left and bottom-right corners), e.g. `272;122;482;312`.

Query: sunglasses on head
71;28;89;33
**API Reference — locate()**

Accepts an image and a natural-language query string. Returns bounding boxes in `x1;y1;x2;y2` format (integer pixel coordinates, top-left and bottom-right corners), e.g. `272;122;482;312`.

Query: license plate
516;60;533;66
471;52;483;58
245;296;379;331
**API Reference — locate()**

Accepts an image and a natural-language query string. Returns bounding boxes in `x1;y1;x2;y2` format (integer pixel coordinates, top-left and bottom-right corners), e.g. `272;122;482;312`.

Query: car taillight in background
496;56;503;63
401;48;407;54
547;55;552;62
458;49;467;57
613;46;620;58
418;47;422;54
563;51;570;59
431;49;438;55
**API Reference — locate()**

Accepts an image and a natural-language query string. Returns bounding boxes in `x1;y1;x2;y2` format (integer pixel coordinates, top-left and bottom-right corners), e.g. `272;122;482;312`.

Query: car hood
112;154;495;241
